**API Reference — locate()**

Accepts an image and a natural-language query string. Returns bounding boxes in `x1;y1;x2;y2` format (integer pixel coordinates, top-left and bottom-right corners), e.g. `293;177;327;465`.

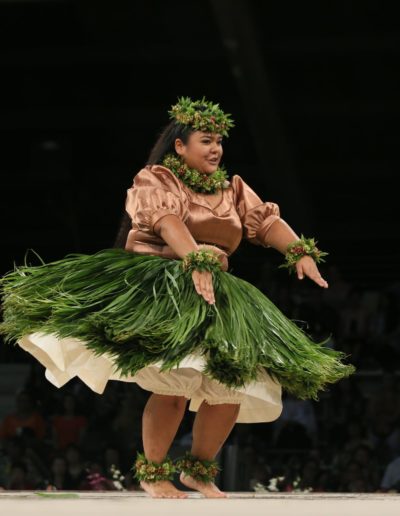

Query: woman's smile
175;131;223;174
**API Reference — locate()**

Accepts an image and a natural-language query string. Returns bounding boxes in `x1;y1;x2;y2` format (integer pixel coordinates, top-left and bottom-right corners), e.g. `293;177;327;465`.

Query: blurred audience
381;456;400;491
51;393;88;450
0;391;46;442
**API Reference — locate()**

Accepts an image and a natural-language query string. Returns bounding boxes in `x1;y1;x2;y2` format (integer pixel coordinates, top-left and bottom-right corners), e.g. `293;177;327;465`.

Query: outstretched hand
295;255;329;288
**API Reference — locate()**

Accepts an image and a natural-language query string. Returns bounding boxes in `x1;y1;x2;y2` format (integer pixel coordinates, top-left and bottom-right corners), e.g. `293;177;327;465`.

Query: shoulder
133;165;183;194
230;174;244;187
230;174;249;199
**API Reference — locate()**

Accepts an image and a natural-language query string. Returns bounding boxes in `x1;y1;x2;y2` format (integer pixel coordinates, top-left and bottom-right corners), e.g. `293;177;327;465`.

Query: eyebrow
201;133;223;138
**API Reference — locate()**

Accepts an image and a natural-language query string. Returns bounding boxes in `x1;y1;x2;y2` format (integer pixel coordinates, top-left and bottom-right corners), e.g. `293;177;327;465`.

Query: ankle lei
133;451;220;483
175;452;221;483
133;453;176;482
162;154;229;194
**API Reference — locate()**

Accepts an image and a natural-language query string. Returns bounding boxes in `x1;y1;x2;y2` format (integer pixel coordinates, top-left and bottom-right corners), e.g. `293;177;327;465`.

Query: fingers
266;202;280;216
311;274;329;288
296;259;329;289
192;270;216;304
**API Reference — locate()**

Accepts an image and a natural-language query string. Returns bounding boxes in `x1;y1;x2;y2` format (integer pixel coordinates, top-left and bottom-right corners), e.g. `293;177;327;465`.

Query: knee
204;400;241;414
153;393;188;411
170;394;188;411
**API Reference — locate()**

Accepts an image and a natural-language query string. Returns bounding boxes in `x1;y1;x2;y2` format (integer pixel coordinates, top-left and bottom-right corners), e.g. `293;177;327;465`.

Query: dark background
1;0;400;493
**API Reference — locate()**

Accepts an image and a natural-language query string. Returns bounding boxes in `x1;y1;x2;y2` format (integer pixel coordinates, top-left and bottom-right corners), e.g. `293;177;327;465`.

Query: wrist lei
133;452;177;482
162;154;229;194
181;249;222;274
175;452;221;483
279;234;328;274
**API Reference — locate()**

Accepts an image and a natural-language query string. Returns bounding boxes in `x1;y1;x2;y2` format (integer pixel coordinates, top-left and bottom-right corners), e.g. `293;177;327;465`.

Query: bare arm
154;214;200;257
262;218;300;254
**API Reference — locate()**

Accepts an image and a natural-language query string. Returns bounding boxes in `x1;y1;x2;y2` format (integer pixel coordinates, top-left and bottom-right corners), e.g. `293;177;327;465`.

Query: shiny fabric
16;164;285;424
125;165;281;258
18;333;282;423
122;164;283;422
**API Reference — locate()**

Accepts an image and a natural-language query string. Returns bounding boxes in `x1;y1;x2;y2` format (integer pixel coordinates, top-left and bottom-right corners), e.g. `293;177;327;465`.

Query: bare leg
179;400;240;498
140;393;188;498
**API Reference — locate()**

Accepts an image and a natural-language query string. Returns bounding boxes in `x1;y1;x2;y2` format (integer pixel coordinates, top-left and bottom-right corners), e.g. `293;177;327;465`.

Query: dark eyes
201;139;223;144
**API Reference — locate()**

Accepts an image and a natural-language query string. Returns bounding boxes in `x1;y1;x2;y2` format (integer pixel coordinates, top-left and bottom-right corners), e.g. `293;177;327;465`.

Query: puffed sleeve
231;174;281;247
125;165;189;235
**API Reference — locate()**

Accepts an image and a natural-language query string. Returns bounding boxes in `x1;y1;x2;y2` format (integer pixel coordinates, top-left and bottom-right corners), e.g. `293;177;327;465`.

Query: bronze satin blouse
125;165;281;259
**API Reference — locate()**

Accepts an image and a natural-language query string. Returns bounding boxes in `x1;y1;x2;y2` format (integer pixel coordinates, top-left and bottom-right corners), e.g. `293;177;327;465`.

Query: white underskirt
18;332;282;424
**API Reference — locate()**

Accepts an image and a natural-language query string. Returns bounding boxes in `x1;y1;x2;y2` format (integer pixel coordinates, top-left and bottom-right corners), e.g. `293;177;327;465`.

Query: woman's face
175;131;223;174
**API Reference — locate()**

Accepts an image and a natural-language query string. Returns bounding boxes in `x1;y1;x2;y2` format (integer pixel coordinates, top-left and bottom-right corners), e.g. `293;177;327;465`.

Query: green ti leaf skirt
0;248;355;399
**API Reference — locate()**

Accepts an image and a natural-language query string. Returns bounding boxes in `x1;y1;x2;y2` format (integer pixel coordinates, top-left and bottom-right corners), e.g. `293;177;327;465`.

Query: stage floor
1;491;399;516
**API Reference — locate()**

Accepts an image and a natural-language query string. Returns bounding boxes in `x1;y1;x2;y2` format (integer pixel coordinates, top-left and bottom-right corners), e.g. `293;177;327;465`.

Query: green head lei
168;96;235;137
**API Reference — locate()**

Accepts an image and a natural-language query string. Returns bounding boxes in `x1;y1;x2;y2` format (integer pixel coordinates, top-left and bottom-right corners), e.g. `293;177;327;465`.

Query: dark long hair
113;121;192;248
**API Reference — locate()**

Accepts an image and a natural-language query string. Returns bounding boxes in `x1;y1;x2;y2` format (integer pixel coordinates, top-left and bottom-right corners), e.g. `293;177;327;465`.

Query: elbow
153;213;182;237
257;218;299;252
255;215;282;246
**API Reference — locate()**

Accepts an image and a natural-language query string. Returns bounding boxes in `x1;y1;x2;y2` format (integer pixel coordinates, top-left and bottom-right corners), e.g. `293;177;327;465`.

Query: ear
174;138;185;156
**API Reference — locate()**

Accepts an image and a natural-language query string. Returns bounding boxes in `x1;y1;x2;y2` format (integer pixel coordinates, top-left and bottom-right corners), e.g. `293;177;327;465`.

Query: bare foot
179;471;228;498
140;479;188;498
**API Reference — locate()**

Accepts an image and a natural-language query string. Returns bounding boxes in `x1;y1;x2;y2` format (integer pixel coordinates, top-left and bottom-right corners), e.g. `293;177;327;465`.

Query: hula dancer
0;96;354;498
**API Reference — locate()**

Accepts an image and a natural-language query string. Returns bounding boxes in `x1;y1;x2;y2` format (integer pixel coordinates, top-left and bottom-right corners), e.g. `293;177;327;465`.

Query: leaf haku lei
169;96;235;137
279;234;328;274
162;153;229;194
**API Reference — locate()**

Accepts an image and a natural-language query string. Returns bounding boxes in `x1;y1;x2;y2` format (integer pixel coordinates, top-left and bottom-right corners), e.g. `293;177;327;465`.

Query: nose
210;141;220;154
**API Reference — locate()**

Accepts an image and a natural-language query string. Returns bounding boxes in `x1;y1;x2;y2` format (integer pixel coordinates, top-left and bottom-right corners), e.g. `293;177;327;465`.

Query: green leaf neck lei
162;153;230;194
